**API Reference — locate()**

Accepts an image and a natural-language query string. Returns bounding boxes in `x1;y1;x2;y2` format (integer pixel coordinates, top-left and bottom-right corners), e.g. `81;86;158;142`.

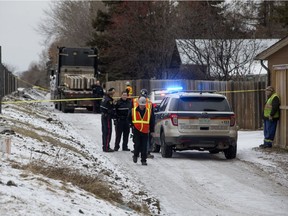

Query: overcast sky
0;0;50;74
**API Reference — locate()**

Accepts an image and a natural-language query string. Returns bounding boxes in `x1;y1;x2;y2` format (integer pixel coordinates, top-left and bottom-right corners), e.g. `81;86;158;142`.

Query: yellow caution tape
0;89;265;105
1;97;104;104
1;96;134;104
218;89;266;94
15;76;49;92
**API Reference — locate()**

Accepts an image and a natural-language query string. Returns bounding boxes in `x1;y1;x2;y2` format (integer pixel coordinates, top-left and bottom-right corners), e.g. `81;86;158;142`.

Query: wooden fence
273;65;288;148
106;79;267;130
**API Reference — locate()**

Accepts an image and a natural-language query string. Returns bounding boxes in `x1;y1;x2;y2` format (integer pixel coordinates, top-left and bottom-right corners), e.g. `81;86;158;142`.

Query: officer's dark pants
93;99;101;113
114;119;130;150
101;115;112;151
133;129;148;162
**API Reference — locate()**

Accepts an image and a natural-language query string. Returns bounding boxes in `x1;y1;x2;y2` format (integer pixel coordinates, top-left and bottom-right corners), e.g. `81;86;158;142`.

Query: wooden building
255;36;288;148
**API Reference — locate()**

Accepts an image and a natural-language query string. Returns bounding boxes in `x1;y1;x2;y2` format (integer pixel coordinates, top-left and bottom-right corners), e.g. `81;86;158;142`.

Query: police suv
152;91;238;159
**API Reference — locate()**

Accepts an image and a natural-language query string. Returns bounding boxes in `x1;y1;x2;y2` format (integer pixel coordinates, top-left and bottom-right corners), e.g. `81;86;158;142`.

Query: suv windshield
155;94;166;101
168;97;231;112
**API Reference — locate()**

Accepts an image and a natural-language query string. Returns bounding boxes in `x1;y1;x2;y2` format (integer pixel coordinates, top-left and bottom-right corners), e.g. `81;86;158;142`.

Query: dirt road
59;112;288;216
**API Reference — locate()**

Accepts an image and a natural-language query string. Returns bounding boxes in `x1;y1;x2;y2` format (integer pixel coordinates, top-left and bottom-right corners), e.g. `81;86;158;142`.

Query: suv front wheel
160;132;173;158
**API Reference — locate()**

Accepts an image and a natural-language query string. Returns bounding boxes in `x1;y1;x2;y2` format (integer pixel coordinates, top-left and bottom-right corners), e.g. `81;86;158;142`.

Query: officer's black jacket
92;84;104;98
100;95;115;117
115;99;131;120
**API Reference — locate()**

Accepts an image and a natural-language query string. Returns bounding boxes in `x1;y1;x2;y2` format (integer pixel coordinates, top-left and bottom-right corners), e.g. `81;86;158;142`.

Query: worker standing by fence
259;86;280;148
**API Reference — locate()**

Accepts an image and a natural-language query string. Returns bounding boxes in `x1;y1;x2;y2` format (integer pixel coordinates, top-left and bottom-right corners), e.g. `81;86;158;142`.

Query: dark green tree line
30;0;288;83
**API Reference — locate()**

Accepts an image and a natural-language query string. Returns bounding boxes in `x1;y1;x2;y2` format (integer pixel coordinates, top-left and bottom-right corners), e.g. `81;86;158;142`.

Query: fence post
0;71;3;114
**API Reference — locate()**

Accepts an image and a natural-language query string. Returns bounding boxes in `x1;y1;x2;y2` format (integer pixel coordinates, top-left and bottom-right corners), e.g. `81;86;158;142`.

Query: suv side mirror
154;105;160;112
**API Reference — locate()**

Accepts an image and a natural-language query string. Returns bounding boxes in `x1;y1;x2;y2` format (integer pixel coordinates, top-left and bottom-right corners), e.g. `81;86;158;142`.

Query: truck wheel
61;102;68;113
160;132;172;158
87;107;93;112
224;141;237;159
68;108;75;113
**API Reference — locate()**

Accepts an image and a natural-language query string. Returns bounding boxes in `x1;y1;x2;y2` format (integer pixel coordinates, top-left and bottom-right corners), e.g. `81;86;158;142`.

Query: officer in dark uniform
91;80;104;113
100;88;116;152
114;91;131;151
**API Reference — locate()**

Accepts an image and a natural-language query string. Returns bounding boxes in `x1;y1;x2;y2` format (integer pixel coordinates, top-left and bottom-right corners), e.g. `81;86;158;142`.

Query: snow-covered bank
0;89;159;216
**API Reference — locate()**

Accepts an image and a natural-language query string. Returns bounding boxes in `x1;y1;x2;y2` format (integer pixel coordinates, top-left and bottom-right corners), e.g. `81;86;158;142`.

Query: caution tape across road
1;97;106;105
218;89;266;94
1;89;266;105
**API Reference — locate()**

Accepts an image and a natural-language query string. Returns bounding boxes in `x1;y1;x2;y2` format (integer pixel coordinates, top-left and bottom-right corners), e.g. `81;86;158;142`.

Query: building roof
254;35;288;60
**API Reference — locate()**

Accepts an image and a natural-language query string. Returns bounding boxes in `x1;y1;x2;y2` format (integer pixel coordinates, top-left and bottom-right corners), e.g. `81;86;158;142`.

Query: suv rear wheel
160;132;173;158
224;141;237;159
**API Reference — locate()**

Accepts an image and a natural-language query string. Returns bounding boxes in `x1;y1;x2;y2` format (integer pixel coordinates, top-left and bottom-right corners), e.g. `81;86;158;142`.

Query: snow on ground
0;88;287;216
0;88;158;216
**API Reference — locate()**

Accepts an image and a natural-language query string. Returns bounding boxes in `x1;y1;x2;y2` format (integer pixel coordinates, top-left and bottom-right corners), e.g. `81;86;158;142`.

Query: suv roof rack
179;90;217;94
151;88;169;91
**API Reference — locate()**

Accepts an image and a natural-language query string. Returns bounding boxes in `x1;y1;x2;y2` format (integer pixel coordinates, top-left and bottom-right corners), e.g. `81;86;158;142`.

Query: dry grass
11;161;151;215
12;126;88;158
9;104;49;121
3;97;154;215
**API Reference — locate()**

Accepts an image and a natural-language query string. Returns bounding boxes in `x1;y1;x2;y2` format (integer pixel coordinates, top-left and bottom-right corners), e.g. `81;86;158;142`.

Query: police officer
91;80;104;113
128;96;155;165
114;91;131;151
100;88;116;152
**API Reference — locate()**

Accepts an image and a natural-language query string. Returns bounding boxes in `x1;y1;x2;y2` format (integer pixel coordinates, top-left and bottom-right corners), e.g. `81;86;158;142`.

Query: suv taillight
170;114;178;126
230;114;236;126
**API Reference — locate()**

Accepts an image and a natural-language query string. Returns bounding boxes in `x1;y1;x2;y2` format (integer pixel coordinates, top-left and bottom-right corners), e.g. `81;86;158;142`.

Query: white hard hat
126;81;130;85
138;97;146;106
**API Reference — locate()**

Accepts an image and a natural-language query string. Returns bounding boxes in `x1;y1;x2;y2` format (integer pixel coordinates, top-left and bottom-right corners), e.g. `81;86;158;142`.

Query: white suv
152;91;238;159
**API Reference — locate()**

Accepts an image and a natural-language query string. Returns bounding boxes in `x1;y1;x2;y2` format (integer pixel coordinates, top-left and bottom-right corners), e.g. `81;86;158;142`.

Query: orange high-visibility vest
132;106;151;133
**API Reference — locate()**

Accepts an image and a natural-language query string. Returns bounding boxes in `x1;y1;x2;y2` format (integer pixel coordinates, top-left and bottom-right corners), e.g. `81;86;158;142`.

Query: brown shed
255;36;288;148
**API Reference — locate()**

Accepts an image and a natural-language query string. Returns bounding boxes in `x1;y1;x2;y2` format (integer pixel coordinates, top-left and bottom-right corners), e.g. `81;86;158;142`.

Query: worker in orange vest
128;96;155;165
125;81;133;98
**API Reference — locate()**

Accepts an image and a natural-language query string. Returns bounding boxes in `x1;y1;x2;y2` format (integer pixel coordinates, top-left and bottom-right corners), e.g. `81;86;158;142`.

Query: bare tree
37;1;104;47
177;38;273;80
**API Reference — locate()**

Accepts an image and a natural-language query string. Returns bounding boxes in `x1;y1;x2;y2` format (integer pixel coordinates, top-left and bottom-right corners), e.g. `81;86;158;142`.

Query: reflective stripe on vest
264;93;280;118
132;107;151;133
